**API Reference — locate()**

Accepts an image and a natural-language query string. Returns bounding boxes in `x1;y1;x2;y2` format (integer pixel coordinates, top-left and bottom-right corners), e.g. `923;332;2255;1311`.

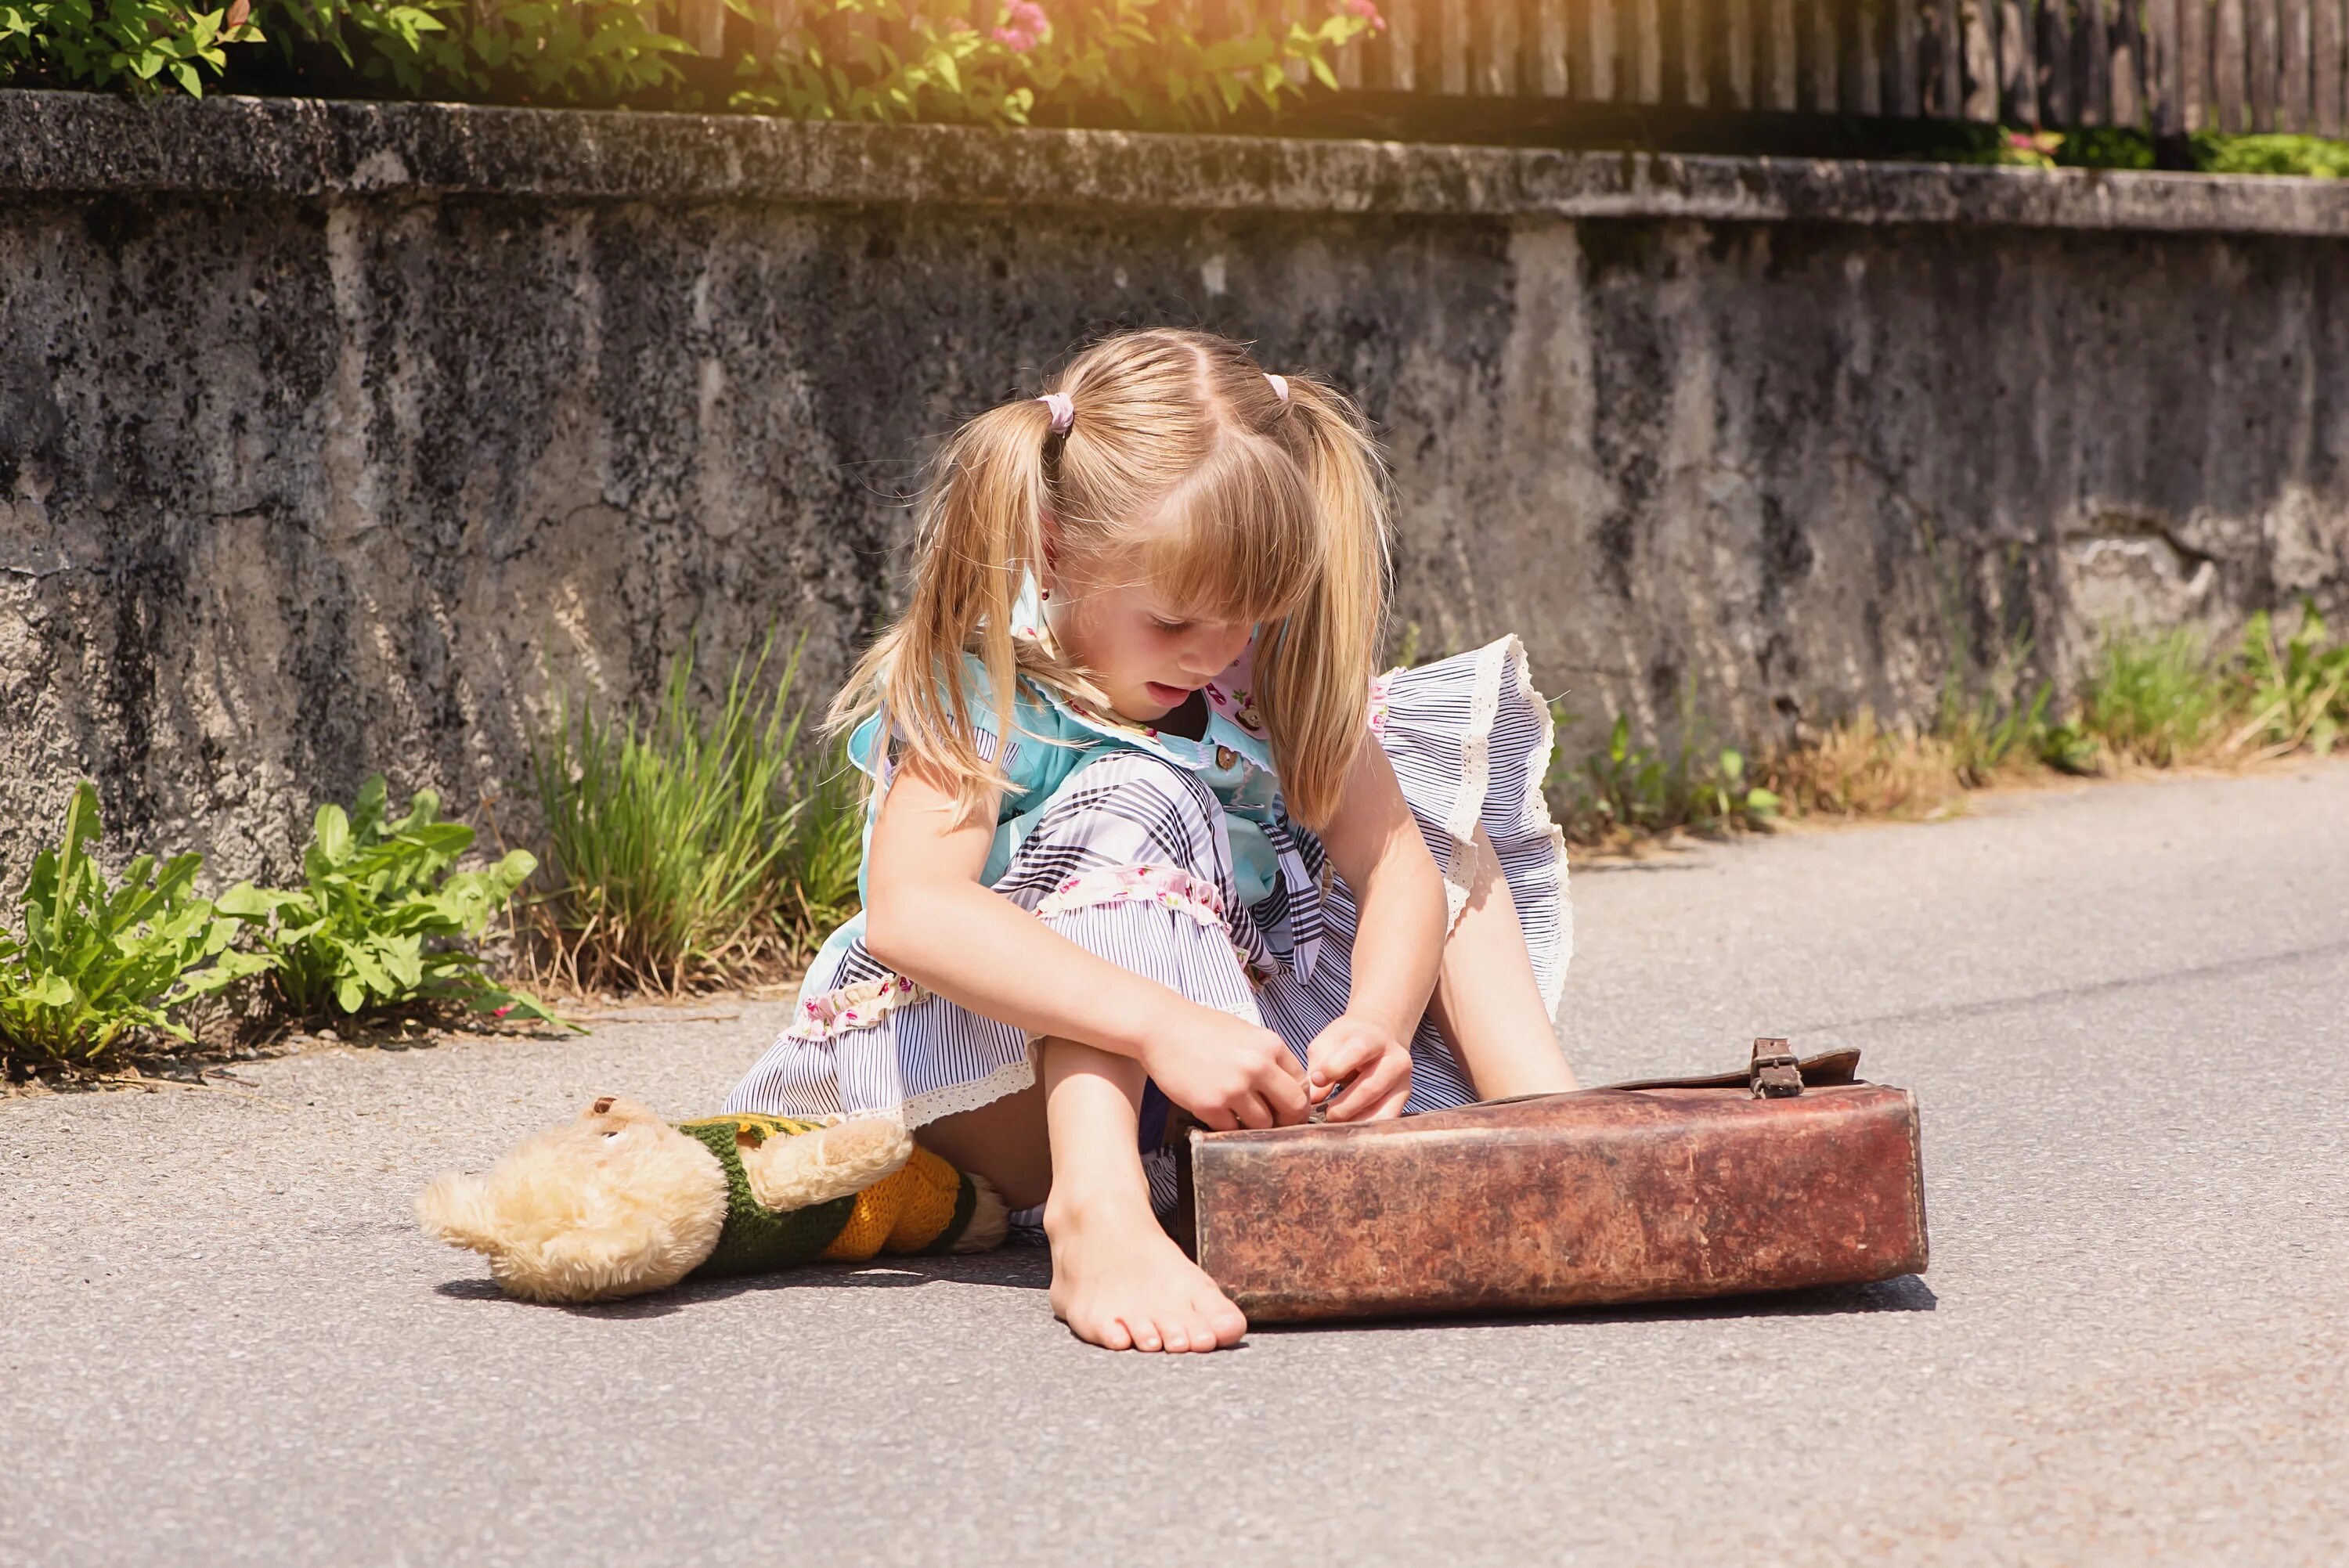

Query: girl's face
1044;557;1254;725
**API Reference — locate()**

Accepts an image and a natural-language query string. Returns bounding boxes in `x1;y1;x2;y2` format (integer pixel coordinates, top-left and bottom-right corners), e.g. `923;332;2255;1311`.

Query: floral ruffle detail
1367;669;1397;736
1034;864;1229;928
786;973;922;1042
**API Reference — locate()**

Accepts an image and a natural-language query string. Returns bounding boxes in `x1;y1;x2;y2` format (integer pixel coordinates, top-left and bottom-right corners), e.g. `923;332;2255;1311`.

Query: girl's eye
1151;618;1190;633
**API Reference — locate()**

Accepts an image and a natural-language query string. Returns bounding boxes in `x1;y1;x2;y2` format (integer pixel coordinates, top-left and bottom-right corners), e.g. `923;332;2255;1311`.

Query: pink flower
1339;0;1385;31
991;0;1046;52
493;1004;514;1018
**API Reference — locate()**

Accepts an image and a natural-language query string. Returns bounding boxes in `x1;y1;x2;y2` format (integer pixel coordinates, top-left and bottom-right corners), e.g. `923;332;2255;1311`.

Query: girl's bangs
1132;444;1323;627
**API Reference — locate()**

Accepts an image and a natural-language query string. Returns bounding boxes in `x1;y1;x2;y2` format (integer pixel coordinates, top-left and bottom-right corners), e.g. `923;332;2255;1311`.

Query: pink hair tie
1266;373;1289;404
1037;391;1074;435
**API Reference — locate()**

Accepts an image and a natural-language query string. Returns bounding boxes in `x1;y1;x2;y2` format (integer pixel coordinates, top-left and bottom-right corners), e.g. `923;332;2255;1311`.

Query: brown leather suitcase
1175;1040;1927;1323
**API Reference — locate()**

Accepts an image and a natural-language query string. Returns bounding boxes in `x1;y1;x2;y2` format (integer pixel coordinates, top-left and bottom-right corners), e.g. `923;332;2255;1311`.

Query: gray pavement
6;762;2347;1566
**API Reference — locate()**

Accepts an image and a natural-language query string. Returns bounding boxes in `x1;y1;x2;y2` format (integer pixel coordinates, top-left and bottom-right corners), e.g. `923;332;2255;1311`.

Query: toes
1124;1315;1164;1353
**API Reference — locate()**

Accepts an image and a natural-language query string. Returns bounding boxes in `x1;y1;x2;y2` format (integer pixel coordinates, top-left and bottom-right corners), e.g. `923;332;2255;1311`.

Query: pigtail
831;396;1060;820
1257;373;1392;830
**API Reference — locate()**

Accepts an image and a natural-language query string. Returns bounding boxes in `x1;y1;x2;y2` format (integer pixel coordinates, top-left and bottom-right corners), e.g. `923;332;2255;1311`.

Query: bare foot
1045;1191;1247;1353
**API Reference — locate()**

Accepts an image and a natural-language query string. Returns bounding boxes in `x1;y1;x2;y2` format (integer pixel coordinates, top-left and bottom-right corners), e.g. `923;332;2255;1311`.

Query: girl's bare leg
916;1040;1246;1352
1039;1037;1247;1353
1427;826;1578;1098
915;1080;1052;1211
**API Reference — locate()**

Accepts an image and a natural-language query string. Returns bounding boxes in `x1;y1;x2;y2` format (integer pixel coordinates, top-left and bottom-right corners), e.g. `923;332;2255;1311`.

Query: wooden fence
670;2;2349;137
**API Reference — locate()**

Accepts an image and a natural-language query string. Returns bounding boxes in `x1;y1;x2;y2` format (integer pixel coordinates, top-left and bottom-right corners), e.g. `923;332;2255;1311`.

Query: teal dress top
810;588;1326;985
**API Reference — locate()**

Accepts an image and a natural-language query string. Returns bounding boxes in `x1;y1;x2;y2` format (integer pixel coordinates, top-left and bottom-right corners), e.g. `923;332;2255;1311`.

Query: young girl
725;328;1575;1352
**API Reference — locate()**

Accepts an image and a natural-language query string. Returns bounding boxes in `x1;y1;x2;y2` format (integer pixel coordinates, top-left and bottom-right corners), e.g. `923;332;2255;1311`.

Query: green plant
2077;624;2232;767
1;0;262;94
532;633;855;996
0;783;268;1069
1553;705;1777;849
219;777;557;1025
2228;600;2349;758
2192;132;2349;179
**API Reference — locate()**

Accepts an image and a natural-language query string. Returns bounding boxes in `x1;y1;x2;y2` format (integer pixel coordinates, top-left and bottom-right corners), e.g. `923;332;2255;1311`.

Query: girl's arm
1304;740;1449;1120
861;759;1311;1130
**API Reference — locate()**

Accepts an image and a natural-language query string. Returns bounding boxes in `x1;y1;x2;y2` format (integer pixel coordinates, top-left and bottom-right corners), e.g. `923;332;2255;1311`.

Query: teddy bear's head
417;1094;728;1303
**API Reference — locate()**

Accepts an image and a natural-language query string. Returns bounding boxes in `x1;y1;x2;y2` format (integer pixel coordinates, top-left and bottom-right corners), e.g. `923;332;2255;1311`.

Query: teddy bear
418;1095;1007;1303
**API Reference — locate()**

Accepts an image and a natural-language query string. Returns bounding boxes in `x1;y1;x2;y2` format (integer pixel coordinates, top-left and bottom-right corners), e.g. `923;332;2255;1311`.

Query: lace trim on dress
898;1052;1041;1129
785;973;924;1042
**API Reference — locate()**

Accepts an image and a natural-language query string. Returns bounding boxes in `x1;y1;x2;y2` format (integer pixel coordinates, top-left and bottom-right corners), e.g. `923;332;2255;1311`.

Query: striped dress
723;630;1570;1138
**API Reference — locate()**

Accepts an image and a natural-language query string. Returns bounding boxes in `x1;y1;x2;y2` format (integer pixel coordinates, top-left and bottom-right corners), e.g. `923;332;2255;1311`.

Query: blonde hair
834;328;1391;831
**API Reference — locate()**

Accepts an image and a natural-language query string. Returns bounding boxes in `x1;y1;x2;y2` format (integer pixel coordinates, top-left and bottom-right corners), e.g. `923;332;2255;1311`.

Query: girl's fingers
1232;1090;1276;1130
1261;1064;1310;1123
1327;1051;1411;1123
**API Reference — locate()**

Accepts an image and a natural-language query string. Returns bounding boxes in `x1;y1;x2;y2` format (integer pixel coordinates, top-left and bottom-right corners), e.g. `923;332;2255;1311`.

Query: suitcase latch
1749;1036;1802;1098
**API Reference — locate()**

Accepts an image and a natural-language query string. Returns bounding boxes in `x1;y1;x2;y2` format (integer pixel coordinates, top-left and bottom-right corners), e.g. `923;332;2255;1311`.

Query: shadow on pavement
431;1248;1055;1317
1250;1272;1938;1337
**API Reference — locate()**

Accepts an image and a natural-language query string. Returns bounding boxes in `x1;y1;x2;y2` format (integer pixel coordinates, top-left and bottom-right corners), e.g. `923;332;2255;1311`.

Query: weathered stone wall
3;91;2345;885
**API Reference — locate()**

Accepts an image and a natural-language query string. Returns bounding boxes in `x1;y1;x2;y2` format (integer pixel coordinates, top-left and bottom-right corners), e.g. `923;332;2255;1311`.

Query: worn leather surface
1185;1077;1928;1323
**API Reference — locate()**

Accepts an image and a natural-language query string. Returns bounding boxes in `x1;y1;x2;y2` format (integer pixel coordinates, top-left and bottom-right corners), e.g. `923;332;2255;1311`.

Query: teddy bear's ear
416;1173;501;1256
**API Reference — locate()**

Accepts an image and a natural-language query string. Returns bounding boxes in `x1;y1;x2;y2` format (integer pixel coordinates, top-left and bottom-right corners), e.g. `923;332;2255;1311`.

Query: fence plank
1685;0;1716;109
2217;0;2248;128
2145;0;2178;132
1806;0;1838;110
2250;0;2279;127
1586;0;1624;103
2095;0;2114;124
1848;0;1881;111
2042;0;2073;123
1766;0;1795;105
1375;0;1417;89
2113;0;2146;125
1925;0;1963;114
1891;0;1922;113
1999;0;2040;121
1528;0;1569;95
2182;0;2210;128
675;0;726;56
1433;0;1470;92
1473;0;1520;93
1962;0;2000;117
2317;0;2344;132
2282;0;2312;127
1631;0;1665;102
1723;0;1756;106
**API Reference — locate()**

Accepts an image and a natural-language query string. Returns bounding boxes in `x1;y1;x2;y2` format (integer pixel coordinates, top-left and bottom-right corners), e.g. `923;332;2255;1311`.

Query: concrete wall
3;91;2346;885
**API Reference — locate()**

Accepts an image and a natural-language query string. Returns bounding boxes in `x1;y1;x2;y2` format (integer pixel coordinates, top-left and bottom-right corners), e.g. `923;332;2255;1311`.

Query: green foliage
0;783;268;1068
1552;707;1778;849
532;634;857;995
2192;132;2349;179
0;0;262;96
220;777;557;1025
2232;601;2349;757
8;0;1377;125
2077;625;2234;767
265;0;691;103
1932;635;2098;780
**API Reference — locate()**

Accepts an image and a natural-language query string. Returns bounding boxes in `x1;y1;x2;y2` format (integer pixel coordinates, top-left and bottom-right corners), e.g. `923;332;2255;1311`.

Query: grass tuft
1557;601;2349;856
529;633;861;999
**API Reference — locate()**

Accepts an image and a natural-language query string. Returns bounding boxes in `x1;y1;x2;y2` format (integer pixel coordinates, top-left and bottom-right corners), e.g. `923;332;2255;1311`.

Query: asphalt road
7;763;2347;1566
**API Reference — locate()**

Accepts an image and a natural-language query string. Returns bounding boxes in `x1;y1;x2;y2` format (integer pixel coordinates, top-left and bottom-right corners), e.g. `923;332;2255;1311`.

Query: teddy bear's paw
742;1116;915;1213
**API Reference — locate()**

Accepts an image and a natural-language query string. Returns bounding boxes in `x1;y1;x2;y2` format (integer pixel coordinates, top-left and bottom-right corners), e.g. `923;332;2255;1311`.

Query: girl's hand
1141;1004;1311;1132
1304;1013;1413;1123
